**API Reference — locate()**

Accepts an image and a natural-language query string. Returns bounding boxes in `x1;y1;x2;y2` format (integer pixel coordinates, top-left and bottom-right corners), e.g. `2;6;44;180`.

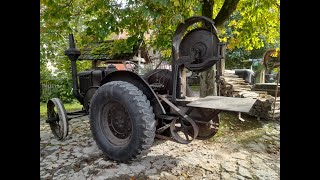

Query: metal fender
101;70;166;115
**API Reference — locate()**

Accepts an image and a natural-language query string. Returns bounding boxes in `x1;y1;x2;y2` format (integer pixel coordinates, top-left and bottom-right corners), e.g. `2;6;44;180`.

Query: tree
199;0;279;96
41;0;279;97
199;0;240;97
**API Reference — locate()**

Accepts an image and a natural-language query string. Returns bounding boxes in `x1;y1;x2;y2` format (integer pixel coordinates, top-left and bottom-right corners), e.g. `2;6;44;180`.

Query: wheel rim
100;100;132;146
47;98;68;140
170;118;197;144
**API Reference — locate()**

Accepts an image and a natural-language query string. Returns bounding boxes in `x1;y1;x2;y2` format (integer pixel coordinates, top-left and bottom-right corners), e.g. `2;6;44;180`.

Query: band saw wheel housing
179;28;219;72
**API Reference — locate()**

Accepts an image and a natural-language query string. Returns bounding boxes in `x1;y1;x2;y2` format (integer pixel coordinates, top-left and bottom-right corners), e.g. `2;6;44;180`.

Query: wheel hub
109;109;131;136
179;28;219;72
101;101;132;146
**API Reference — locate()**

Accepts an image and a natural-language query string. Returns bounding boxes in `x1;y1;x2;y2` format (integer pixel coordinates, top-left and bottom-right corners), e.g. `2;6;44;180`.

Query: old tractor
45;16;256;162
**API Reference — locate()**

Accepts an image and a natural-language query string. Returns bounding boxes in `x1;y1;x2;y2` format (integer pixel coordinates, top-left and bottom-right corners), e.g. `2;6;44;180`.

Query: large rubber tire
89;81;156;162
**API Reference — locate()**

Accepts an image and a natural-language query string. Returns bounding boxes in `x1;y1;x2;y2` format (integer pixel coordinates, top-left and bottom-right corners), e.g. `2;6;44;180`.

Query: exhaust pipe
64;34;84;104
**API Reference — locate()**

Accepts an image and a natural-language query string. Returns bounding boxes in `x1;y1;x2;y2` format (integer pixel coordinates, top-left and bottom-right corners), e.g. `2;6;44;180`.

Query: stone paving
40;116;280;180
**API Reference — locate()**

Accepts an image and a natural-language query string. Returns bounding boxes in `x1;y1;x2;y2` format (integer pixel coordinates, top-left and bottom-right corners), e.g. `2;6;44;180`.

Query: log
218;69;280;120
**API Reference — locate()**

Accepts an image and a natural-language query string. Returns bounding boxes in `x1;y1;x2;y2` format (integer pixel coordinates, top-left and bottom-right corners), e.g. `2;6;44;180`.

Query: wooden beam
181;67;187;97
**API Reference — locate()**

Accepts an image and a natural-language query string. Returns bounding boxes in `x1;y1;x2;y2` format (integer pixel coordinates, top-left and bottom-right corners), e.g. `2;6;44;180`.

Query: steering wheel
123;60;141;73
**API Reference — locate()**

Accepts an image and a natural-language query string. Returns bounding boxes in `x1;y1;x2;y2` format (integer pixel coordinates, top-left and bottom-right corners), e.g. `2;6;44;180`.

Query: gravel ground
40;115;280;180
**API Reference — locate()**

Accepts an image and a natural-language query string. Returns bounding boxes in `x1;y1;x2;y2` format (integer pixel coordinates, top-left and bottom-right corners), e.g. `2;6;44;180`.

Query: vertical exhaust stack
64;34;84;104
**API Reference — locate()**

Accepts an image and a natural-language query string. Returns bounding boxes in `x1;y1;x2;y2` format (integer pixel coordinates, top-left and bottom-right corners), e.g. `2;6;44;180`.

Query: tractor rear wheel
89;81;156;162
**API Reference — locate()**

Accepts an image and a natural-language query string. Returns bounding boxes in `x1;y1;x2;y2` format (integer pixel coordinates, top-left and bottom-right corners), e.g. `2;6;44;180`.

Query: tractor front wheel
47;98;69;140
89;81;156;162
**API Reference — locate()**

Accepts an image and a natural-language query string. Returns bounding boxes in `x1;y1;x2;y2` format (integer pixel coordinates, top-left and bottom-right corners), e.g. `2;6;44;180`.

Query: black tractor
45;16;256;162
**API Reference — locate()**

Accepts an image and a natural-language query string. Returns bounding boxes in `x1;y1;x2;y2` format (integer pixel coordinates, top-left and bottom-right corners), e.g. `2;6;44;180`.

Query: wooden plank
186;96;256;113
181;67;187;97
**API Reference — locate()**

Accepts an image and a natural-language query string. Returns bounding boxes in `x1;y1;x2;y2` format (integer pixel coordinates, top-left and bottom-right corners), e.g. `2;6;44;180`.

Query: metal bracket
238;112;245;122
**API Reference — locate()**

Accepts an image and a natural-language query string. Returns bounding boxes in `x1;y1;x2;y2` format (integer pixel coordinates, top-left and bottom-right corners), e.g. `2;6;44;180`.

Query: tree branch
214;0;240;28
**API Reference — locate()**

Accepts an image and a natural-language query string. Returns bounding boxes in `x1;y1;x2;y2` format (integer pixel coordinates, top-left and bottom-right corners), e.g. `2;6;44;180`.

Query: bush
40;76;75;103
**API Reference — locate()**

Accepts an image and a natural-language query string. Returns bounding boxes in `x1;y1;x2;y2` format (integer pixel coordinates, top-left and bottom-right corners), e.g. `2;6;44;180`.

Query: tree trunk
200;65;216;96
200;0;240;97
200;0;217;97
202;0;214;29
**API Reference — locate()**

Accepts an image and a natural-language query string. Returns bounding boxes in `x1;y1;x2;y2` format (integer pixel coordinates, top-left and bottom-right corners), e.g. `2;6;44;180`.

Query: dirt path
40;114;280;180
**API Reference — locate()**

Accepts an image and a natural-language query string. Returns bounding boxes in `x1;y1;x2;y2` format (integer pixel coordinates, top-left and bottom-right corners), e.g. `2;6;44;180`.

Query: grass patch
210;111;264;143
220;112;262;132
189;85;200;92
40;101;83;118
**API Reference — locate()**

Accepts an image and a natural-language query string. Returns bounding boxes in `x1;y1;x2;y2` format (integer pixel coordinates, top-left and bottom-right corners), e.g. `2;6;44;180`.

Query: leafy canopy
40;0;279;100
41;0;279;64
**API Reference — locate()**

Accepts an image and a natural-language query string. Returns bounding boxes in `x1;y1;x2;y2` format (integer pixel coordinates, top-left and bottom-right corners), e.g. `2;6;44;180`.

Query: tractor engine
77;65;117;112
78;70;105;96
77;69;104;112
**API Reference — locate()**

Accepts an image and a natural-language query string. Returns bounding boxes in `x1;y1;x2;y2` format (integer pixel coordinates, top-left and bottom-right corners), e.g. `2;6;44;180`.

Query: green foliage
225;48;250;69
40;75;74;104
225;46;277;69
90;36;142;59
41;0;280;63
220;0;280;50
